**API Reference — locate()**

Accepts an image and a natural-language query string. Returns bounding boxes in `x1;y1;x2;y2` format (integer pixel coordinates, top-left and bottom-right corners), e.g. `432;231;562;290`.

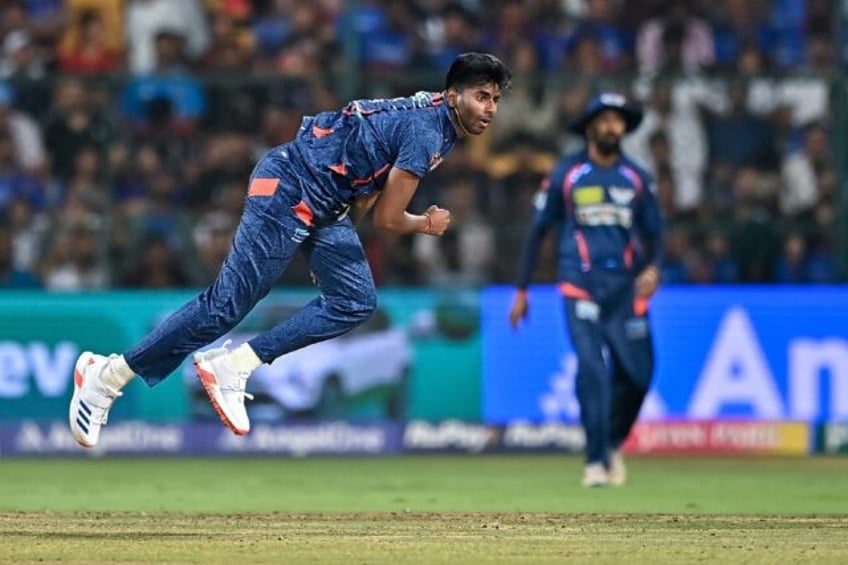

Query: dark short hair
445;52;512;91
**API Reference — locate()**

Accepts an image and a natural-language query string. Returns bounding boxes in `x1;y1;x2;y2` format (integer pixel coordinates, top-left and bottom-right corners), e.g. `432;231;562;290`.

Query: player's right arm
509;163;567;329
372;166;450;235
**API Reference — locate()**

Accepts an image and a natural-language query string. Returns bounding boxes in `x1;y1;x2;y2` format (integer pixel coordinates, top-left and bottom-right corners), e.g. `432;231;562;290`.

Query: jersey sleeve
392;117;443;178
516;163;567;290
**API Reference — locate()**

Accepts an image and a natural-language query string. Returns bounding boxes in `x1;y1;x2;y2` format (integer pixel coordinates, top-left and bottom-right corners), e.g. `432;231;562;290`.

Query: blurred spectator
0;224;40;288
252;0;292;60
565;0;633;72
483;40;557;150
703;230;738;283
43;77;111;183
0;127;45;215
16;0;65;43
625;79;707;212
780;122;830;218
425;2;482;72
660;225;693;284
199;9;254;71
61;143;109;225
121;233;190;288
0;24;52;116
57;7;123;73
710;0;772;70
482;0;532;59
265;1;338;76
636;1;714;76
120;29;207;144
775;232;810;284
702;80;779;217
124;0;210;74
7;195;48;273
0;29;48;80
0;81;46;174
728;169;780;283
41;222;109;291
359;1;420;73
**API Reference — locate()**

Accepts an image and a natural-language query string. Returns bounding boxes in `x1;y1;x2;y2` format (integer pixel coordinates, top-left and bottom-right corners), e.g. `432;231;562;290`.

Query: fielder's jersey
517;149;663;288
280;91;458;222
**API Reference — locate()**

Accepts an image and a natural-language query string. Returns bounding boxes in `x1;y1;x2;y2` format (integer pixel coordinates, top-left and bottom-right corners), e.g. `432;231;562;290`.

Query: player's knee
325;289;376;325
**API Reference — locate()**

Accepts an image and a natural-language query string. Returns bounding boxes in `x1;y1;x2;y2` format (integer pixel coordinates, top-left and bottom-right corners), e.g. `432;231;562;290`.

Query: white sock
229;343;262;374
101;354;136;391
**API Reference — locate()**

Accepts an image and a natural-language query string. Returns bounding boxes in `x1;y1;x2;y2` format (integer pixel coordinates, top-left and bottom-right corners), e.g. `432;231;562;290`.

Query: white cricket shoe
193;341;253;435
581;463;609;488
69;352;123;448
608;449;627;486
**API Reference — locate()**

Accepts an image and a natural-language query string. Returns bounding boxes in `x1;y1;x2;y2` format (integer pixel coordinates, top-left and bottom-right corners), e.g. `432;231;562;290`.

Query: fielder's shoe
608;449;627;486
193;341;253;435
69;352;123;448
581;463;609;488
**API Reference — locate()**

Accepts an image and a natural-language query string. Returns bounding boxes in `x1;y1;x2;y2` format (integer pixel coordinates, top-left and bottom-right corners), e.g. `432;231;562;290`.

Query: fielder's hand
635;266;660;298
423;205;451;236
508;290;528;329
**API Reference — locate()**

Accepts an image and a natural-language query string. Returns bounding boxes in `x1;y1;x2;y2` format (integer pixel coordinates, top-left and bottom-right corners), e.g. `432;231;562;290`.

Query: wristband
424;212;432;235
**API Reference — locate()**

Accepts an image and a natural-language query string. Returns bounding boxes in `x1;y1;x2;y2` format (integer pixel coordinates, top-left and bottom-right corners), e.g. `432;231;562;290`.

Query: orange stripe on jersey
558;282;591;300
292;200;314;226
633;297;649;316
248;178;278;196
312;125;334;138
574;230;592;271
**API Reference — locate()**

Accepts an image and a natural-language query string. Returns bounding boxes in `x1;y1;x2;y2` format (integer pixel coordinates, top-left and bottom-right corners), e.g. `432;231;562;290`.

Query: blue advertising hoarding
483;286;848;424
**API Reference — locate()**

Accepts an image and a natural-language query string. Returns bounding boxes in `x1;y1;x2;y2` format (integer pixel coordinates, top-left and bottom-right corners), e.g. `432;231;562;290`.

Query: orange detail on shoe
194;362;248;436
312;125;334;138
196;364;218;386
558;282;591;300
247;177;278;197
291;200;314;226
74;368;84;388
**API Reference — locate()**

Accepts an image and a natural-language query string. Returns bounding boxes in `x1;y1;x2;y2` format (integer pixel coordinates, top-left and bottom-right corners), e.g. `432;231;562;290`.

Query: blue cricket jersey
517;149;664;288
277;91;458;223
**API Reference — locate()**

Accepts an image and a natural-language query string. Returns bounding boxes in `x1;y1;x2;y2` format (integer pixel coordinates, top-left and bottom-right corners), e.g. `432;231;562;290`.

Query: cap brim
569;106;643;136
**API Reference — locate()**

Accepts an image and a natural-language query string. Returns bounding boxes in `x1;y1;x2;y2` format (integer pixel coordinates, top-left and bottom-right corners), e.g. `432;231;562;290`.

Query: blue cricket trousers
561;271;654;467
124;149;377;386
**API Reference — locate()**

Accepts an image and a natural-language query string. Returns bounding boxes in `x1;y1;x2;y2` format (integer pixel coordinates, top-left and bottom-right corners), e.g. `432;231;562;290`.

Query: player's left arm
372;118;450;235
372;166;449;235
634;172;665;298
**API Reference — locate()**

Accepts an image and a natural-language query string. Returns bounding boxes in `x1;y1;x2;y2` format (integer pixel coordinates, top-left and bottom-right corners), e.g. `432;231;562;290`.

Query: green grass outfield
1;455;847;564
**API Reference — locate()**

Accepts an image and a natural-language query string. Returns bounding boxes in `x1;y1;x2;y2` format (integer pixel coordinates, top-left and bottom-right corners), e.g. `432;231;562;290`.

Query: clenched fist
423;205;451;236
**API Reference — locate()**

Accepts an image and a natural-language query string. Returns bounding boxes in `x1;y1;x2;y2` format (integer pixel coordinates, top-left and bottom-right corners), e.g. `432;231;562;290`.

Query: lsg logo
0;342;78;398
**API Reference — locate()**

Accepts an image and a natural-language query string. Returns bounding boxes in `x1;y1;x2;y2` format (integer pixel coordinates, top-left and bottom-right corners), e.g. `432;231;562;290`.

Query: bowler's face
451;82;502;135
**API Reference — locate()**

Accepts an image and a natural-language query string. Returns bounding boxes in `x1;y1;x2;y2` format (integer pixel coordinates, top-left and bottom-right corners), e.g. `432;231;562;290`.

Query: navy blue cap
568;92;643;136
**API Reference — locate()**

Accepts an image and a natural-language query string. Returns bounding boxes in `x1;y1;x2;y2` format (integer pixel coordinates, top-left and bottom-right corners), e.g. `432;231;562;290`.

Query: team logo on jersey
609;186;635;205
573;186;604;205
429;153;443;171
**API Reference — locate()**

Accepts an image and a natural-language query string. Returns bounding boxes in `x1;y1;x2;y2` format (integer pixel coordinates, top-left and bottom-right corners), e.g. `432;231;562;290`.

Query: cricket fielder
509;93;664;487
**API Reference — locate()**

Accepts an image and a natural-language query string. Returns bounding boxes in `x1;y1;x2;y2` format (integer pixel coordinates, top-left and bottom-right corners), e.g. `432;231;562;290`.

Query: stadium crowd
0;0;841;290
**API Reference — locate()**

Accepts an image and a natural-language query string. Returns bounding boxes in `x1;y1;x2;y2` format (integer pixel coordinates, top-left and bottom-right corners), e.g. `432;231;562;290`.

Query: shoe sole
194;361;249;436
70;353;95;448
